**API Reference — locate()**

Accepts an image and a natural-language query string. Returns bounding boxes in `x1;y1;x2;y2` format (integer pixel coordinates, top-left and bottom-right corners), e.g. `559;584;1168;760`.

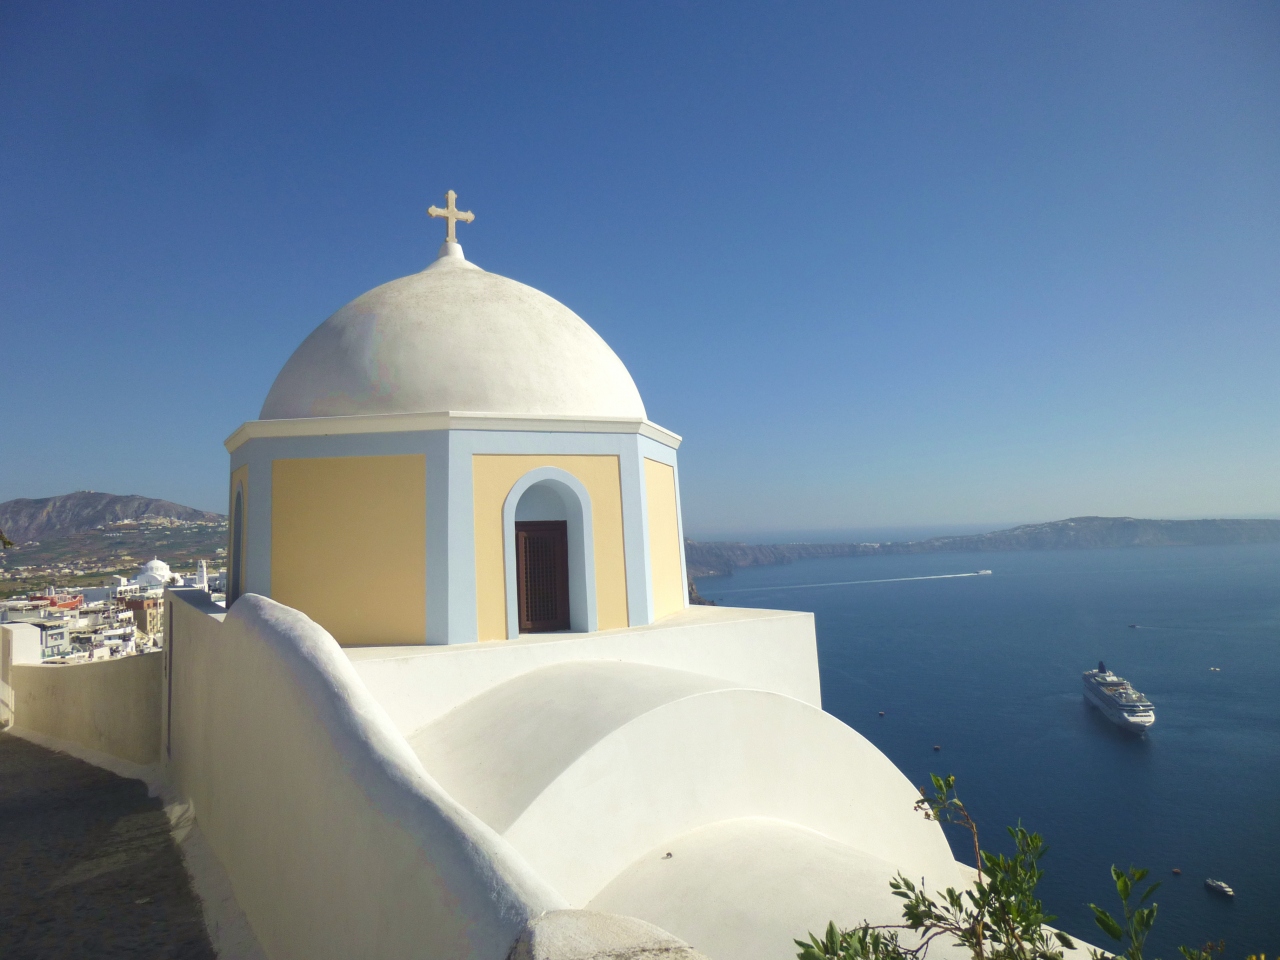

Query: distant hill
0;492;224;543
685;516;1280;577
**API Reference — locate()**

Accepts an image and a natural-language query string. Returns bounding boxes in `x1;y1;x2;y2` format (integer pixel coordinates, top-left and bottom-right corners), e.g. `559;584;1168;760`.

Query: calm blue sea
695;544;1280;958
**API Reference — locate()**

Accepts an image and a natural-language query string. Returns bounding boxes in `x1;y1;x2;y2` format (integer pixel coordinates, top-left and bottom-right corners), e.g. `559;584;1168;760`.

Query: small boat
975;570;993;576
1172;868;1182;875
1128;624;1140;629
1204;879;1234;898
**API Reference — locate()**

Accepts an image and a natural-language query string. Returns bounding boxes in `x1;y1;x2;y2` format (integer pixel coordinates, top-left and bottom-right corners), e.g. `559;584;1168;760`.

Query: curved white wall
165;589;565;960
401;656;957;908
505;687;959;905
408;662;733;831
589;817;939;960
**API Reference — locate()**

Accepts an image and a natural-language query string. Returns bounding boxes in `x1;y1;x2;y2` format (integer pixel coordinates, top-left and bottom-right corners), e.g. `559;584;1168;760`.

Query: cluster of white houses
0;557;222;664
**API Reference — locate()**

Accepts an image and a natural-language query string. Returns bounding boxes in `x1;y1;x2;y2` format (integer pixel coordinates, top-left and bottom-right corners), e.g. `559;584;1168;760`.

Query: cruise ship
1083;661;1155;733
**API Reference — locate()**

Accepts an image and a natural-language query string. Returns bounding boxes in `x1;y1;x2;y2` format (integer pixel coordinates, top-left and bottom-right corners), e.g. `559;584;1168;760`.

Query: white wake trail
712;572;988;594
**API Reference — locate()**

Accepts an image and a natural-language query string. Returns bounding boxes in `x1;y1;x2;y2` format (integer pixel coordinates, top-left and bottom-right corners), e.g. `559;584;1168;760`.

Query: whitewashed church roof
259;241;646;422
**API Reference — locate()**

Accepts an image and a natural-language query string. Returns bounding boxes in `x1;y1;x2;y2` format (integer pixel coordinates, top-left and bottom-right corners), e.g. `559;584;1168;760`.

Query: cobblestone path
0;732;216;959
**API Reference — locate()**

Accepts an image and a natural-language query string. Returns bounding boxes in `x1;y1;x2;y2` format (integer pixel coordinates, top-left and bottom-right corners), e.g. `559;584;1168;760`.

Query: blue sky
2;1;1277;538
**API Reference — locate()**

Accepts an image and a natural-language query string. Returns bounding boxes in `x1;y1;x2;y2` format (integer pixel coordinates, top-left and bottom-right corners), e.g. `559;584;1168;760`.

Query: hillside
685;516;1280;577
0;491;223;543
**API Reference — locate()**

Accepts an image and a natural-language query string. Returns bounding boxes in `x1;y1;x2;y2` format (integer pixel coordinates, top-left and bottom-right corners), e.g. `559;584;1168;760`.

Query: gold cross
427;190;475;244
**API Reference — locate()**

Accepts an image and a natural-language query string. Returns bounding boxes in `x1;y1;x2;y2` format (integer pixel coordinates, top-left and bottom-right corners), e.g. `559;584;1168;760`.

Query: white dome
260;245;646;421
136;558;172;586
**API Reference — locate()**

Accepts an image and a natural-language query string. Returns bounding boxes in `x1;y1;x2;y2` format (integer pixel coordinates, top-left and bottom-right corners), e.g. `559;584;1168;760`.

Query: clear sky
2;2;1277;538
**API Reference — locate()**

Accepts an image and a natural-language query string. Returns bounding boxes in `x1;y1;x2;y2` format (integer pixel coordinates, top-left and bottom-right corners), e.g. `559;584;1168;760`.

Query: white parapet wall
346;605;822;735
6;648;163;765
343;605;970;960
164;588;568;960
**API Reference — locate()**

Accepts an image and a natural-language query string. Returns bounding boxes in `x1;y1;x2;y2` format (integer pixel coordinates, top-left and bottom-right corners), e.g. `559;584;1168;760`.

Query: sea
694;543;1280;958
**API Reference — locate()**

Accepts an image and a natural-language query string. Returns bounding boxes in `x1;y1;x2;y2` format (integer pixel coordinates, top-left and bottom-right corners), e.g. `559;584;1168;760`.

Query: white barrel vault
406;661;960;906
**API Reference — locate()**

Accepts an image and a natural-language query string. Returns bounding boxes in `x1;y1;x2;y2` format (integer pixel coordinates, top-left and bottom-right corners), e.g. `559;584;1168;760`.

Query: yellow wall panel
644;459;685;621
272;455;426;646
472;455;627;641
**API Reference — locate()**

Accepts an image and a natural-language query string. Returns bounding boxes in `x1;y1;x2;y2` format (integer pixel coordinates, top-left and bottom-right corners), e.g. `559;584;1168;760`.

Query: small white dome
136;558;172;586
260;246;646;421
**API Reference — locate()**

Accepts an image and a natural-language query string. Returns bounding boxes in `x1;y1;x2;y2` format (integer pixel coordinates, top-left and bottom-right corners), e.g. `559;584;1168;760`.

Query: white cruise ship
1083;661;1155;733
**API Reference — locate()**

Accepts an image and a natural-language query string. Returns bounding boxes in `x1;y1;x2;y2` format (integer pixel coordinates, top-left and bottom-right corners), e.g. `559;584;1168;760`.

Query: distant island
685;516;1280;578
5;497;1279;596
0;491;222;544
0;492;226;597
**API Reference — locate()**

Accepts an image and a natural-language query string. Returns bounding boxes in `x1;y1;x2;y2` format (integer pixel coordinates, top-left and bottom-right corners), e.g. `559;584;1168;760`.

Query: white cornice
224;411;682;453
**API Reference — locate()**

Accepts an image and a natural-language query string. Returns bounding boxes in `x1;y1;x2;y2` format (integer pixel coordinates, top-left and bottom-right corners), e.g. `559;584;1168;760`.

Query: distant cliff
685;516;1280;577
0;492;223;543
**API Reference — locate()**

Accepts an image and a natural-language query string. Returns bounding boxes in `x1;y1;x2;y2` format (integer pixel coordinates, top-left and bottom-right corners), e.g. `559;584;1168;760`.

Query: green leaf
1056;931;1077;949
1135;903;1158;933
1140;882;1161;904
1116;872;1132;902
796;932;824;960
825;921;840;953
1090;904;1125;941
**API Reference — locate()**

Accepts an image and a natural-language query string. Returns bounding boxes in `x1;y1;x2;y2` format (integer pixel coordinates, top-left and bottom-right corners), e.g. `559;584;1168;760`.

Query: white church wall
346;605;822;735
164;589;565;960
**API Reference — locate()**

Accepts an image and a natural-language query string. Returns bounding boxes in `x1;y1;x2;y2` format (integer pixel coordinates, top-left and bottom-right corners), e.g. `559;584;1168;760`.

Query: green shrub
796;775;1235;960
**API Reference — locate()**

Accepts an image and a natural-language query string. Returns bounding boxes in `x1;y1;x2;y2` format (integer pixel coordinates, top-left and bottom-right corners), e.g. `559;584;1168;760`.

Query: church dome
136;557;172;586
260;244;647;421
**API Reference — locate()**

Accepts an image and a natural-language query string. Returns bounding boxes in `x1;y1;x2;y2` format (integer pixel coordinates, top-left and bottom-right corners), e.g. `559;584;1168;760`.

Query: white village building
113;557;209;597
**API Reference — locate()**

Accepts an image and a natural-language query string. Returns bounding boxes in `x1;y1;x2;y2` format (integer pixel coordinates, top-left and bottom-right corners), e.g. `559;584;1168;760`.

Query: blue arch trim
502;468;597;638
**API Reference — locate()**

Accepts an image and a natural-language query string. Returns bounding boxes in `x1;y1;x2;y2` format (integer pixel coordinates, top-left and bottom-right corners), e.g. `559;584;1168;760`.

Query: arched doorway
505;474;596;636
229;487;244;605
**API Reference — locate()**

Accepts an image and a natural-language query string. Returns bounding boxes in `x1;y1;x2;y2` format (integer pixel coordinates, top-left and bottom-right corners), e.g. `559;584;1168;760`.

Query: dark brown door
515;521;570;632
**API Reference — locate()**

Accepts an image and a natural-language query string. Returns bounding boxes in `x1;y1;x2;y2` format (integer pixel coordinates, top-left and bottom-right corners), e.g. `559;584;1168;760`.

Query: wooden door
515;521;570;632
